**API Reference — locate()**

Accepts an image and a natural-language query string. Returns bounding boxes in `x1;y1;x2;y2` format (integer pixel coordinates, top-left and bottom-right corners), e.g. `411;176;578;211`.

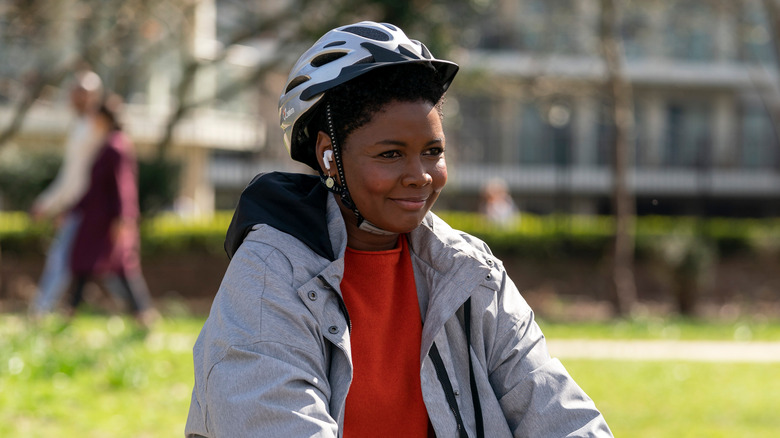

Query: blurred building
214;0;780;218
3;0;779;218
441;0;780;217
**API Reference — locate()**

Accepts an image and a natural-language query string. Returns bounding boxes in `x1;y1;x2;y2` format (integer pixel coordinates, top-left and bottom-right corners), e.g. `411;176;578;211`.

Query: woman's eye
379;151;401;158
424;147;444;156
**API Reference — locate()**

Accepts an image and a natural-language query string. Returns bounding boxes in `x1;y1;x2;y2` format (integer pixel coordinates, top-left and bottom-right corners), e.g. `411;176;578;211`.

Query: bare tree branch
2;0;474;158
0;65;72;147
152;0;384;159
152;0;313;160
0;0;180;149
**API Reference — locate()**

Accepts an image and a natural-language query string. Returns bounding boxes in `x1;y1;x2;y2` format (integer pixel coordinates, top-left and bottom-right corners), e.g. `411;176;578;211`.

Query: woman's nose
403;158;433;187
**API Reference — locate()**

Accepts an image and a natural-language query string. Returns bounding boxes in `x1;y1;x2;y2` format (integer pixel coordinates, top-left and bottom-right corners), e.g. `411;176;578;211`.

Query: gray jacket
186;172;612;437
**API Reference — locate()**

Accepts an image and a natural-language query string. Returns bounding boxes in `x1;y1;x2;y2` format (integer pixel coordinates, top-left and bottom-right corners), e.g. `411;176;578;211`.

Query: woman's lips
391;197;428;210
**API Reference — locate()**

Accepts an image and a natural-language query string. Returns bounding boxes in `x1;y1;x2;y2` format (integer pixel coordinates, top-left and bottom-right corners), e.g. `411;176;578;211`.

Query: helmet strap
325;102;395;236
325;102;352;207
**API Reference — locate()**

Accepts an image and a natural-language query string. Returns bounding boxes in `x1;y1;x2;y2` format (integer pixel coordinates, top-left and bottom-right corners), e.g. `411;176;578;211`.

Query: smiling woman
304;59;453;247
185;21;612;438
331;100;447;248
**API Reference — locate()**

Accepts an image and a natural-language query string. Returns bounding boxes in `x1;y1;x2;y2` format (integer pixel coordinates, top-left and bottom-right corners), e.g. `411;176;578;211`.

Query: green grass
0;313;203;437
564;359;780;438
538;317;780;341
2;312;779;436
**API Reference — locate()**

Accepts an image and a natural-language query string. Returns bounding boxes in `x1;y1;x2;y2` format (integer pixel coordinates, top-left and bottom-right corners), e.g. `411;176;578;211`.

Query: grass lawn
537;316;780;341
0;313;202;437
1;312;779;436
564;359;780;438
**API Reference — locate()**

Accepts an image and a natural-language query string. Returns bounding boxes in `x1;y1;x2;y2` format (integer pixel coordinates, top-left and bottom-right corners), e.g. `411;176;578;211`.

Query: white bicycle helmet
279;21;459;170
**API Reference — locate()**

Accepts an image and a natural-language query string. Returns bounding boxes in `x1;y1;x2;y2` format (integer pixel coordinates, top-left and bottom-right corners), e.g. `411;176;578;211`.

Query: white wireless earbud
323;150;333;171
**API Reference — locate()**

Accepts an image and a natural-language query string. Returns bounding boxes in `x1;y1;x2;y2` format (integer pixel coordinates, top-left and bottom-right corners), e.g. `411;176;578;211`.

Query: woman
68;98;156;327
29;70;104;317
186;22;611;437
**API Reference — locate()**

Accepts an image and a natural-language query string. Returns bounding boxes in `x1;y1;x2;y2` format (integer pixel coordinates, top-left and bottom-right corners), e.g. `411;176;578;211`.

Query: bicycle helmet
279;21;459;170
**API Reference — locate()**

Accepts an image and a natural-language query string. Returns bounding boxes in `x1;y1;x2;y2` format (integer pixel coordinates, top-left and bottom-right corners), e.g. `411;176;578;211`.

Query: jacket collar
225;172;336;260
408;215;493;356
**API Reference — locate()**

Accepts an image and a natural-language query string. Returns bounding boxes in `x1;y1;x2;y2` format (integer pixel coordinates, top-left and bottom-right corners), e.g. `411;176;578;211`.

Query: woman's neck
338;203;399;251
346;231;399;251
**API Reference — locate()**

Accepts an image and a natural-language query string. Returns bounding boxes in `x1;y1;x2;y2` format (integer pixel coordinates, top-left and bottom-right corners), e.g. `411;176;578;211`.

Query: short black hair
312;62;447;147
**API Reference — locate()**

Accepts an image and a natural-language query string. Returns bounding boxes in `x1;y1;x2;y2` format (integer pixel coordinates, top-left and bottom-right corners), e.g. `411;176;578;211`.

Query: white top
33;115;104;217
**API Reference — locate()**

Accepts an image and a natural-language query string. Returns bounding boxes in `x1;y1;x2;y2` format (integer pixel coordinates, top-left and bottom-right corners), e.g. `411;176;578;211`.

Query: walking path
546;339;780;363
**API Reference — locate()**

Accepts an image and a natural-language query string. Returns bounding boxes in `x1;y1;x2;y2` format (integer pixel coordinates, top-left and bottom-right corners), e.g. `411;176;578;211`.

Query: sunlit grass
0;313;202;438
564;359;780;438
538;316;780;341
2;312;779;436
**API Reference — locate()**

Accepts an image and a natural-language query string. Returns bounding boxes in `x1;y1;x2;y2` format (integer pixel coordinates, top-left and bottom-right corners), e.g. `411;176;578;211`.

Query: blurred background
3;0;780;318
1;1;780;436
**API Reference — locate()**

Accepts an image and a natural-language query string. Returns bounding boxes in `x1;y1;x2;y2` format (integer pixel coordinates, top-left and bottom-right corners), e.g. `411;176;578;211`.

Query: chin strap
324;102;395;236
357;219;396;235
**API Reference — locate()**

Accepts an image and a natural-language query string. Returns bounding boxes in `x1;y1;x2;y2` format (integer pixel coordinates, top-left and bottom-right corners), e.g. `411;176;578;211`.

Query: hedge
0;147;179;215
1;210;779;260
436;212;780;260
0;211;232;257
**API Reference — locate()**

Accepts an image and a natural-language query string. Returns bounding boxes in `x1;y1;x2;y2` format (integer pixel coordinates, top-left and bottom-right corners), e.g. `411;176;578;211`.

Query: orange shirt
341;236;431;437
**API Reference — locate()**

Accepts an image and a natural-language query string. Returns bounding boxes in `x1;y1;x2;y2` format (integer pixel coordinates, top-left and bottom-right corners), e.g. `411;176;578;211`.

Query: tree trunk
599;0;637;317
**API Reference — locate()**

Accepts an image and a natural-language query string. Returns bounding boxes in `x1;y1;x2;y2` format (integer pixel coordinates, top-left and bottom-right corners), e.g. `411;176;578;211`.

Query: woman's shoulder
230;225;333;287
99;131;133;159
231;226;301;273
104;130;131;147
202;225;332;355
210;229;307;329
422;212;495;259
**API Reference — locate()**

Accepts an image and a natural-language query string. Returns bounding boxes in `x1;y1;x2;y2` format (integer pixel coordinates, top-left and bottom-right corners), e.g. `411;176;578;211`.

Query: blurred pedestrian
29;70;104;317
66;96;158;327
479;178;519;226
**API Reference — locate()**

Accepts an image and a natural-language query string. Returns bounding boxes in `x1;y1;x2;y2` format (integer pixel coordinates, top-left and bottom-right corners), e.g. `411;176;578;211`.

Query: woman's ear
315;131;334;175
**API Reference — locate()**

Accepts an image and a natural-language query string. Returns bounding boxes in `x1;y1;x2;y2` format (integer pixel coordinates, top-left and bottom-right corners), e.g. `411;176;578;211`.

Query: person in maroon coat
68;99;157;326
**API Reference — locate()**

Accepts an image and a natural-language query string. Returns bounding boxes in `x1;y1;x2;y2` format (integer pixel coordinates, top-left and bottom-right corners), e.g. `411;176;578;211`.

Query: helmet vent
353;56;374;65
311;52;347;67
285;75;310;93
380;23;398;31
398;44;420;59
417;41;433;59
342;26;390;41
324;41;346;48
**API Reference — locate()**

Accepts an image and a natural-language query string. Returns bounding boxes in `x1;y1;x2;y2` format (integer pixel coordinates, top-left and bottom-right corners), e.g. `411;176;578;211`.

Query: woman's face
339;99;447;242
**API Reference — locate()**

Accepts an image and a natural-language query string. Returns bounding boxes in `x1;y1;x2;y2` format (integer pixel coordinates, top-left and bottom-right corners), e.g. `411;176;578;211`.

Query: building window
595;101;639;168
633;102;648;167
738;1;777;65
739;104;778;168
620;3;657;60
519;101;573;165
514;0;583;55
665;102;712;168
454;94;502;164
665;0;717;61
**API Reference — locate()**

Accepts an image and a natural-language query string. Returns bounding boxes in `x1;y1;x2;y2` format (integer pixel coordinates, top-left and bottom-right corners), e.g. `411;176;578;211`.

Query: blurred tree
0;0;476;157
599;0;637;317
